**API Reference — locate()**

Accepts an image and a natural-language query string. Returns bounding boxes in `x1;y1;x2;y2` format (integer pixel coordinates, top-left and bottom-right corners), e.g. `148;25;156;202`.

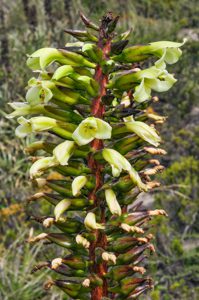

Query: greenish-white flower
27;47;96;70
7;102;44;118
72;176;87;196
53;140;75;166
102;148;147;191
148;39;186;69
54;199;72;221
76;234;90;249
124;116;161;147
105;189;121;216
133;69;177;102
15;116;57;138
84;212;105;230
114;39;186;67
26;81;53;106
29;140;75;178
30;156;58;178
72;117;112;145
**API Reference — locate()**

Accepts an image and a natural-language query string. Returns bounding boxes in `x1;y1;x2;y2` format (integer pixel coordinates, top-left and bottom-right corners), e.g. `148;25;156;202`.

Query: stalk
9;12;184;300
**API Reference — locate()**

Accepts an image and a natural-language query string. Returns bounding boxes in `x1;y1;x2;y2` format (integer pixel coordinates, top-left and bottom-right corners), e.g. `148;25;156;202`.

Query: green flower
27;48;96;70
84;212;105;230
124;116;161;147
54;199;72;221
102;148;147;191
15;116;57;138
53;140;75;166
133;69;177;102
108;66;177;102
7;102;45;118
26;80;53;106
72;117;112;145
29;140;75;178
105;189;122;216
148;39;186;69
30;156;58;178
113;39;186;66
72;176;87;196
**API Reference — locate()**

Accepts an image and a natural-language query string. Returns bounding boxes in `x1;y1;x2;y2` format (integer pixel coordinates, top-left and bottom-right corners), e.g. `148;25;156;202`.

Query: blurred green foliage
0;0;198;299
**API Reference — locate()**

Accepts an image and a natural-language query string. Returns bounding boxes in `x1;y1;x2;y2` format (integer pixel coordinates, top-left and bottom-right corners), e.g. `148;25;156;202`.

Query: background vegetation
0;1;198;299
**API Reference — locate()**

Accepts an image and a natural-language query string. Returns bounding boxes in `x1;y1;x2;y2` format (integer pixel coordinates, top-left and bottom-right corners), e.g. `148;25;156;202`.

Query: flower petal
30;156;58;178
72;117;97;146
124;118;161;146
72;176;87;196
105;189;122;216
84;212;105;230
30;116;57;131
52;65;74;81
15;123;32;138
146;72;177;92
102;148;131;175
53;140;75;166
133;78;151;103
129;168;148;191
54;199;72;221
95;118;112;139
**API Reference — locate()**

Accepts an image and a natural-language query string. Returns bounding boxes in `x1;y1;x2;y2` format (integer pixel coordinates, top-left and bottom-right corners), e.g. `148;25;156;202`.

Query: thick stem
88;14;113;300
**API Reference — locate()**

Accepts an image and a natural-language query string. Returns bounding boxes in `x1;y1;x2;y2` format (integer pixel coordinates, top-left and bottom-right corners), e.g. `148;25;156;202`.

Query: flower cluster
9;13;184;300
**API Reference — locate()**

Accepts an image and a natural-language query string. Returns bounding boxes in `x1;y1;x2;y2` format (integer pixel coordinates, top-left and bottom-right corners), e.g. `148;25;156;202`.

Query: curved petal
102;148;131;175
26;86;42;106
52;65;74;81
124;119;161;147
53;140;75;166
84;212;105;230
133;79;151;103
30;156;58;178
54;199;72;221
72;176;87;196
15;123;32;138
95;118;112;139
72;117;97;146
149;40;186;51
30;116;57;132
105;189;122;216
129;168;148;191
146;73;177;92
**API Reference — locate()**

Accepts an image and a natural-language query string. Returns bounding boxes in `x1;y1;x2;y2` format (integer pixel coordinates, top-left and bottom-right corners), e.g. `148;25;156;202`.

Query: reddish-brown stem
88;14;113;300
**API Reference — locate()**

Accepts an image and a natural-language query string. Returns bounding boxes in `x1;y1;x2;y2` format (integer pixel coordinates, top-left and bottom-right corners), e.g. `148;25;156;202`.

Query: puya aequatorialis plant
8;12;185;300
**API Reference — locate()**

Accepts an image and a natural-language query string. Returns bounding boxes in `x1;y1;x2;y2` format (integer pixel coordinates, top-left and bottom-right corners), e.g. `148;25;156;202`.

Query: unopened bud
133;266;146;274
149;244;156;253
143;168;158;176
28;233;48;243
82;278;90;287
51;258;63;269
148;159;160;166
43;217;54;228
76;234;90;249
152;96;159;102
149;209;168;217
120;223;144;234
147;181;161;189
44;279;54;290
35;178;47;187
144;147;167;155
137;237;148;243
102;252;117;264
146;233;154;241
27;192;45;203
